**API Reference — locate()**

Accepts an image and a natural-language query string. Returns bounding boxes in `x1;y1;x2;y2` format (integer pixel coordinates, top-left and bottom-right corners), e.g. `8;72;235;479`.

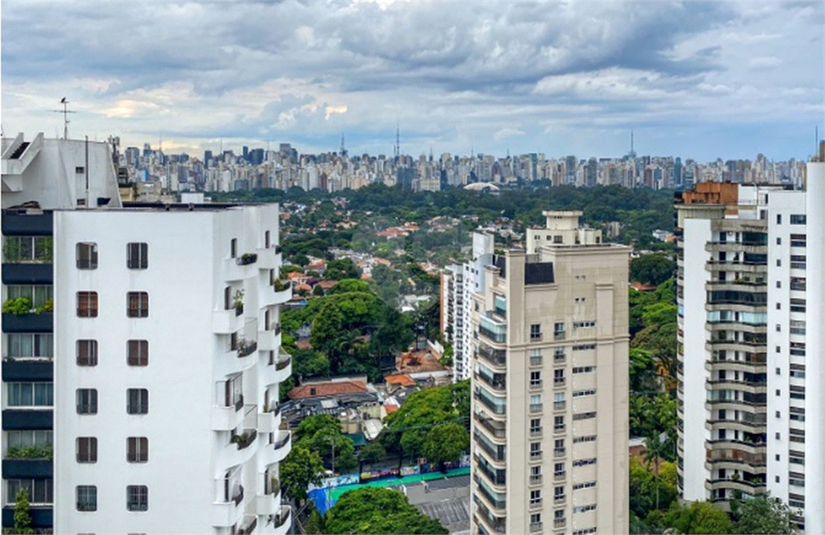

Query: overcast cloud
2;0;823;160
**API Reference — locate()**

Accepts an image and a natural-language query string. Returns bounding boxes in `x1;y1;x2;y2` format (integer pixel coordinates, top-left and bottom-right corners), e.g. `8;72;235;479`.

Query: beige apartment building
470;212;629;535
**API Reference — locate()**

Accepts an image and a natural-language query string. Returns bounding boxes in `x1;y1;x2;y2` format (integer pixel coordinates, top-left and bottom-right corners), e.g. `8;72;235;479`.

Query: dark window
265;230;271;248
127;437;148;463
127;243;148;269
230;238;237;258
776;214;782;225
127;388;149;414
76;437;97;463
76;485;97;511
530;324;542;341
790;214;806;225
127;292;149;318
76;389;98;414
76;243;98;269
77;292;98;317
127;485;148;511
77;340;98;366
127;340;149;367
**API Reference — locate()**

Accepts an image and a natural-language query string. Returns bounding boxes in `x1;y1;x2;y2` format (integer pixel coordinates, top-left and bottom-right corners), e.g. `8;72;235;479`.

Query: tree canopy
631;253;675;286
323;488;448;534
421;422;469;471
280;445;325;502
294;414;358;473
732;495;797;534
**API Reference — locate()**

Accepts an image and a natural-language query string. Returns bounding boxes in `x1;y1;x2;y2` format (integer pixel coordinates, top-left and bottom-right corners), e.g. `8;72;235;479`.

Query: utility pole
327;437;336;475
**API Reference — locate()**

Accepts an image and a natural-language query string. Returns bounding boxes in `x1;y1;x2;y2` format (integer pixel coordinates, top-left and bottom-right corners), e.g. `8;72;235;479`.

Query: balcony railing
530;522;543;532
238;515;257;534
529;498;542;509
554;400;566;411
554;377;566;388
529;380;542;390
554;424;566;434
276;355;291;371
237;340;258;358
554;331;566;340
232;429;258;450
530;355;542;366
474;412;506;438
273;506;291;528
529;474;543;485
554;471;566;481
530;427;542;437
236;253;258;266
530;403;543;413
554;518;566;529
554;493;565;504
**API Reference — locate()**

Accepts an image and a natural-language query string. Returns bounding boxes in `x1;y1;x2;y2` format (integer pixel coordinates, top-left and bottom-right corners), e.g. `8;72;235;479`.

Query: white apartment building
2;133;123;531
676;151;825;532
526;211;602;253
51;203;293;534
442;232;495;381
470;212;629;535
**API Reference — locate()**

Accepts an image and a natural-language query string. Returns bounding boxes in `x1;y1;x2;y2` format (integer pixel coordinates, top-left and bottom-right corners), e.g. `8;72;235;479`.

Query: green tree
358;441;386;470
630;254;675;286
304;503;325;534
323;487;448;534
295;414;359;473
733;495;797;534
280;446;325;502
665;500;732;535
422;422;469;472
13;487;34;534
325;259;362;280
311;301;345;373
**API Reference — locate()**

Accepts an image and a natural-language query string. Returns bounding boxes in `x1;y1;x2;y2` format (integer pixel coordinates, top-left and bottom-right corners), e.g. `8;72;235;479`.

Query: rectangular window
127;388;149;414
230;238;237;259
776;214;782;225
3;236;53;264
127;437;149;463
530;418;542;434
76;437;98;463
573;435;596;444
7;382;53;407
573;366;596;374
530;324;542;341
7;333;53;359
76;243;98;269
6;285;53;308
6;431;52;449
76;485;97;511
127;243;148;269
127;485;148;511
573;389;596;398
573;412;597;421
7;479;52;504
530;371;542;388
127;292;149;318
790;214;806;225
76;389;98;414
128;340;149;366
77;291;98;317
77;340;98;366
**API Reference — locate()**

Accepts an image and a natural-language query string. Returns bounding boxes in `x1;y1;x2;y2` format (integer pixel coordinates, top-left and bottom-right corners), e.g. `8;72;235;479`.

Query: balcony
554;447;566;458
2;263;52;284
529;403;543;413
272;281;293;304
232;429;258;450
262;430;292;466
477;344;506;368
554;518;567;529
2;359;53;381
529;498;542;509
2;312;52;333
554;400;566;411
554;377;566;389
474;475;507;512
529;380;542;391
2;409;52;430
554;493;566;504
475;459;506;487
258;403;282;434
255;476;281;516
554;424;566;434
529;355;542;367
554;352;566;364
271;505;292;535
237;253;258;266
554;471;566;481
273;353;292;384
473;388;506;415
213;307;244;334
237;339;258;359
213;468;245;527
529;450;542;461
2;459;52;478
529;522;543;533
474;412;506;439
475;500;506;534
529;474;543;485
554;330;566;341
475;371;506;392
238;515;257;535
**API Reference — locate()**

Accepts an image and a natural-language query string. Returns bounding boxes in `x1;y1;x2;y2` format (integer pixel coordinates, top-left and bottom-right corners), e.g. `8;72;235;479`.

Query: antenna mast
51;98;77;139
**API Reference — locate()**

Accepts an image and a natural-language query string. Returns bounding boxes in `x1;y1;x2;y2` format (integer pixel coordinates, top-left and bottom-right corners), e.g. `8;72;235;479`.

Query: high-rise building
441;232;495;382
2;133;123;531
52;202;293;534
676;151;825;532
470;212;629;535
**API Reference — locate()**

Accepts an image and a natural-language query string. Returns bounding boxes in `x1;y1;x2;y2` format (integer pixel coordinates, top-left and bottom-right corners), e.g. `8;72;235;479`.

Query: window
6;285;53;308
265;230;271;248
7;333;53;359
530;489;541;506
530;418;542;434
530;324;542;341
573;435;596;444
77;389;98;414
75;166;85;174
76;485;97;511
572;458;597;467
573;366;595;374
76;437;98;463
574;504;596;514
554;415;565;431
127;485;148;511
127;243;148;269
127;292;149;318
8;382;53;406
6;431;52;449
573;412;596;420
573;389;596;398
8;479;52;504
790;214;806;225
128;340;149;366
530;442;542;459
4;236;52;264
77;340;98;366
776;214;782;225
776;237;782;245
127;437;148;463
230;238;237;258
530;371;541;388
127;388;149;414
573;481;596;490
530;394;542;412
77;292;98;317
76;243;98;269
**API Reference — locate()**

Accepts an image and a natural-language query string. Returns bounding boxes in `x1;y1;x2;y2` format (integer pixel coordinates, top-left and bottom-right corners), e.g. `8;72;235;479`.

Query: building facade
442;232;495;382
470;212;629;535
2;133;123;531
676;153;825;532
52;203;293;534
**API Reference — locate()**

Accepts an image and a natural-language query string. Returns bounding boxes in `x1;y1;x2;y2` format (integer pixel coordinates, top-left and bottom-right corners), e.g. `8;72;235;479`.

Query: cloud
1;0;822;160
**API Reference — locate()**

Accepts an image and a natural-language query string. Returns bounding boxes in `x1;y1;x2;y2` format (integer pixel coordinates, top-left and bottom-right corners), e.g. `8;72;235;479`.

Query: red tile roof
385;374;417;387
288;380;368;400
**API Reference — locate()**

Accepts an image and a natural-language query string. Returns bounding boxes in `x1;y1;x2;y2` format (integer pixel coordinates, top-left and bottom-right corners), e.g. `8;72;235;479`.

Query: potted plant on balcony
3;297;32;315
233;290;244;315
237;253;258;266
273;278;289;292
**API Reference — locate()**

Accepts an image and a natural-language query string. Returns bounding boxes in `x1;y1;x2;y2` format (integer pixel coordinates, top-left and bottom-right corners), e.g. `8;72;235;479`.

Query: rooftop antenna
630;129;634;157
340;132;346;157
50;97;77;139
394;122;400;160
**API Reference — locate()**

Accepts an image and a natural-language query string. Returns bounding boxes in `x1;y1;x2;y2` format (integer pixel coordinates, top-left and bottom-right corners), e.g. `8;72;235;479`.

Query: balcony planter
237;340;257;358
2;459;52;478
232;429;258;450
236;253;258;266
275;356;291;371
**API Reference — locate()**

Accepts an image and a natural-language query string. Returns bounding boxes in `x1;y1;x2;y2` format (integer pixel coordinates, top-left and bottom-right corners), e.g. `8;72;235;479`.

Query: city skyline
2;1;823;161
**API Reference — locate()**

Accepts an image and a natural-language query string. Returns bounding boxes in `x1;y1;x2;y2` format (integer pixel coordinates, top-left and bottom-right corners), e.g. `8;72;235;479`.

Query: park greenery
294;414;358;474
322;487;448;534
280;445;325;502
13;488;33;535
379;380;470;463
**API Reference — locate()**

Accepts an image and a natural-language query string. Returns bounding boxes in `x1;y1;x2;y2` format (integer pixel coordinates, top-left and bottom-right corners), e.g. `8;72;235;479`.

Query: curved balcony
260;430;291;468
213;308;244;334
706;379;766;395
705;477;765;495
270;505;291;535
271;282;293;304
258;405;282;434
258;329;278;352
273;353;292;384
212;469;246;528
254;476;281;516
224;257;255;282
474;500;506;534
473;411;506;442
473;474;506;515
705;419;766;434
704;439;766;456
476;343;506;371
474;371;505;394
211;399;246;431
256;246;278;270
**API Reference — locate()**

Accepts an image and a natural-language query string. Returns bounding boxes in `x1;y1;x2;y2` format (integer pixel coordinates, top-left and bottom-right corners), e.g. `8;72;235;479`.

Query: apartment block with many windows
676;151;825;533
52;202;293;534
2;133;123;531
470;212;629;535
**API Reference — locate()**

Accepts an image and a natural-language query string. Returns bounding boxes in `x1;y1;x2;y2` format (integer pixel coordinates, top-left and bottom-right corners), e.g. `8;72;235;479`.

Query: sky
2;0;823;162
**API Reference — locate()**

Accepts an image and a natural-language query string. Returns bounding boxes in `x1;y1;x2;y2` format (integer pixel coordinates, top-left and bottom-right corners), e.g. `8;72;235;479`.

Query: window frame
77;291;99;318
77;340;98;366
127;388;149;415
127;291;149;318
76;389;98;415
76;437;98;463
127;340;149;366
127;437;149;463
76;243;98;270
126;242;149;269
126;485;148;512
76;485;97;511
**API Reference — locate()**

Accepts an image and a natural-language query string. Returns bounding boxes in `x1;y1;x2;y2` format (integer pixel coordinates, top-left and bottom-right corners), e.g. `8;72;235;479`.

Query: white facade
525;211;602;252
442;232;494;381
52;204;292;534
